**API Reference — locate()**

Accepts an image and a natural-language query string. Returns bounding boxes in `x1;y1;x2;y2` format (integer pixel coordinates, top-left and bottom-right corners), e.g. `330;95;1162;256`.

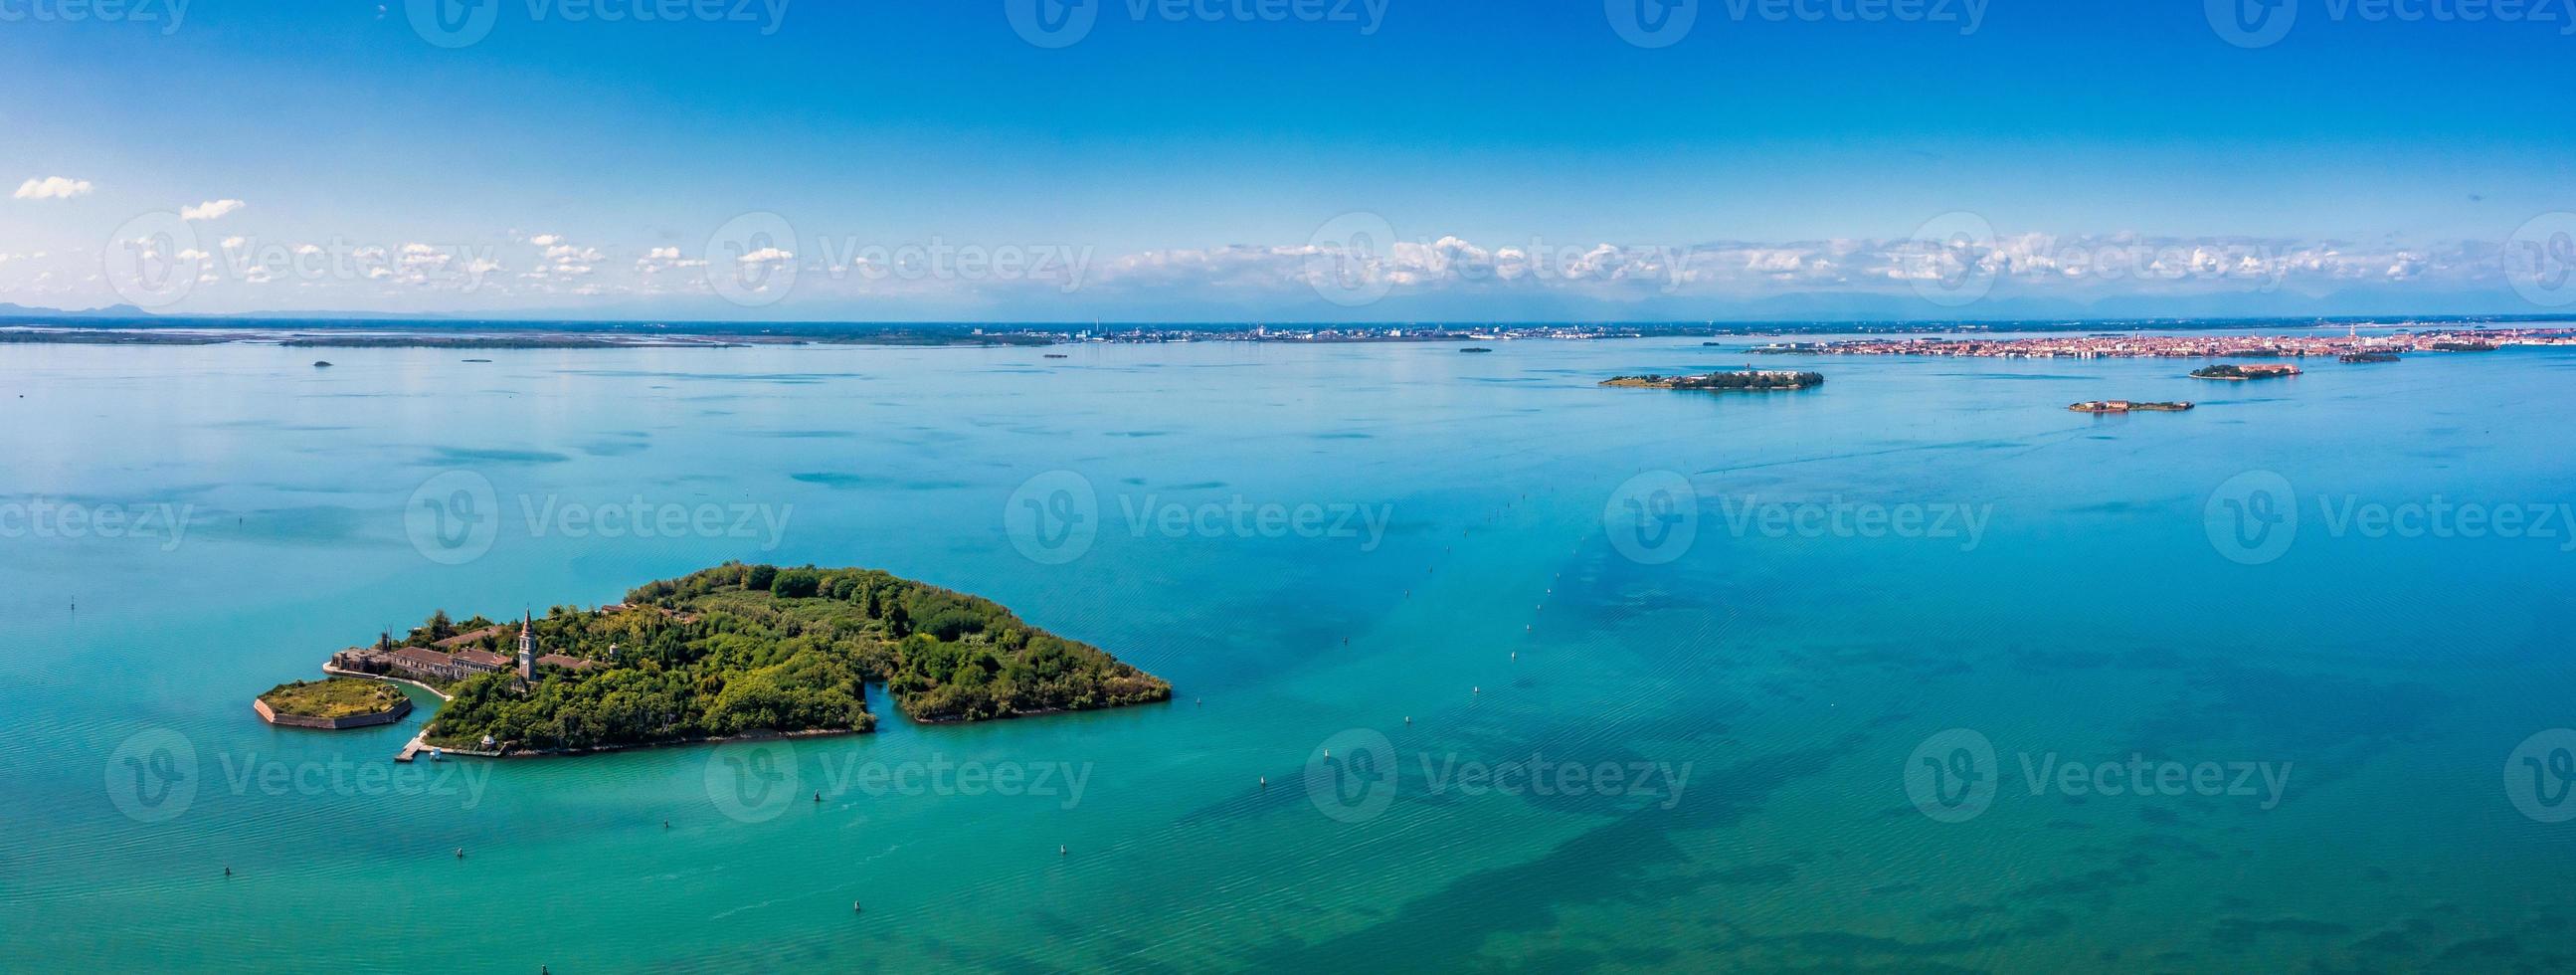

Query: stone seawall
255;694;414;730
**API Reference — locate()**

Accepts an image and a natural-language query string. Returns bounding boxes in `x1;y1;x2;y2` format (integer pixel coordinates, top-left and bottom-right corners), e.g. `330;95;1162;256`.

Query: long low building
330;623;607;687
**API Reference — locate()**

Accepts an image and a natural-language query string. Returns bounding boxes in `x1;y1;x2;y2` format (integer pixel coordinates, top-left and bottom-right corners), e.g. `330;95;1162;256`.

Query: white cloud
530;234;564;247
182;199;245;221
13;176;94;200
737;247;793;265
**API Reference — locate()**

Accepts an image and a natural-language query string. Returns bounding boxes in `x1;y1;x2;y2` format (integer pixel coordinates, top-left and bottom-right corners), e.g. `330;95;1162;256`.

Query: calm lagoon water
5;335;2576;971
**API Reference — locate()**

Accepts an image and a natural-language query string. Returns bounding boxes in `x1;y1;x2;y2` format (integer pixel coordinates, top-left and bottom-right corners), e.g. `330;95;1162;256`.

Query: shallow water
5;335;2574;971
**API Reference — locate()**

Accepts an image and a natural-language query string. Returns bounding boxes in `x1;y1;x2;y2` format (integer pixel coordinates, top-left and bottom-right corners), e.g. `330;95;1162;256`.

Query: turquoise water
6;335;2576;971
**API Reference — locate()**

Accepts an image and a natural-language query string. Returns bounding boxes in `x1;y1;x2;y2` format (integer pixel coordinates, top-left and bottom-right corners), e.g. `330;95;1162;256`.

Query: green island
334;563;1170;754
2339;351;2402;363
2189;363;2300;380
1601;369;1824;391
2069;400;2194;413
255;678;412;729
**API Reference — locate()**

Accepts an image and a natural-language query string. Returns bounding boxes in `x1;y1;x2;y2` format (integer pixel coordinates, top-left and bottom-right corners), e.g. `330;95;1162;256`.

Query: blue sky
5;0;2576;320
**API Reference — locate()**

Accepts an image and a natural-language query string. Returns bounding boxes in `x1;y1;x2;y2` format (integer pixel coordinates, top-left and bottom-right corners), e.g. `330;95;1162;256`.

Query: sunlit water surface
4;334;2574;971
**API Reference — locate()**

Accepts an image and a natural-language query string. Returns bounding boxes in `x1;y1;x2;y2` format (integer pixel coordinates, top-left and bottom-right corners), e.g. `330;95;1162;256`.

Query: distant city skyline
7;1;2575;319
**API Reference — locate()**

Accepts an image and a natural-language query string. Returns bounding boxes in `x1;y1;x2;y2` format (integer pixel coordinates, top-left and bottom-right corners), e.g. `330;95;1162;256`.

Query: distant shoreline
2;314;2569;351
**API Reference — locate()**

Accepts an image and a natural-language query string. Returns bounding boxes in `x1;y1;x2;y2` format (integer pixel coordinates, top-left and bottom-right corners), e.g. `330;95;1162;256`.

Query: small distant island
317;562;1171;756
255;678;413;729
2190;363;2301;380
1459;346;1492;353
1602;369;1824;391
2339;351;2402;363
2069;400;2193;413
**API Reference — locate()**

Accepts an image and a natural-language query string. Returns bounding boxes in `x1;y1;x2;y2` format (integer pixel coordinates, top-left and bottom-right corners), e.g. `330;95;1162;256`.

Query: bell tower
517;611;536;686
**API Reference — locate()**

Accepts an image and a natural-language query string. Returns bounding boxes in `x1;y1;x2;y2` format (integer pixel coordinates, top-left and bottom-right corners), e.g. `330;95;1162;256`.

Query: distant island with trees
321;562;1170;755
2069;400;2193;413
2190;363;2301;380
1601;370;1824;391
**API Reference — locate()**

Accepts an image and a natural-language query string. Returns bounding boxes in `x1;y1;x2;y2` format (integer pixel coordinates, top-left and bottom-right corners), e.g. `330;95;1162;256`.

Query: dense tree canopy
1606;371;1824;390
423;563;1169;751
